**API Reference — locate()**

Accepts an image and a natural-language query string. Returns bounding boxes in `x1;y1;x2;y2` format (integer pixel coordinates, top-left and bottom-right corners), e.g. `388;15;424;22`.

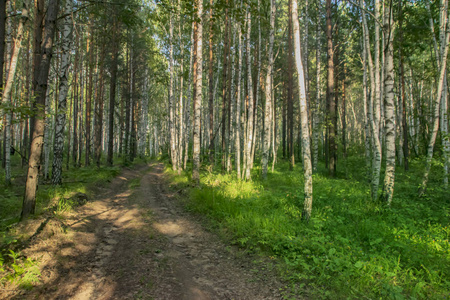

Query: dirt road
5;162;286;299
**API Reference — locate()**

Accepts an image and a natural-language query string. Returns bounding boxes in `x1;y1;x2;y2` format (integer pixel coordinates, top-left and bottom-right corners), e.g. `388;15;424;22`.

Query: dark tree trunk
326;0;336;176
288;0;294;170
22;0;59;219
107;18;119;166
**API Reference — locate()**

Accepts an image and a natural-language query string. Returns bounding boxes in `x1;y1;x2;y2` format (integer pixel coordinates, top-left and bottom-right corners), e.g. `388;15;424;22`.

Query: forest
0;0;449;298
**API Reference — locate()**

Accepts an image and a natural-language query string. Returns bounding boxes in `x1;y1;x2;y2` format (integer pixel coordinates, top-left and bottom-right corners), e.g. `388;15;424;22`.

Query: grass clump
165;156;450;299
0;155;122;291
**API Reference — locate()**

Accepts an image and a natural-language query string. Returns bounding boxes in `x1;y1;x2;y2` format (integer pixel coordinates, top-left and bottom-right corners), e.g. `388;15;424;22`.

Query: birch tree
262;0;275;179
381;0;396;204
292;0;313;220
52;0;73;185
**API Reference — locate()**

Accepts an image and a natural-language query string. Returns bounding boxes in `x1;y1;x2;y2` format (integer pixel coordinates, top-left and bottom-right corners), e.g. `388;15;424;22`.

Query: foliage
166;157;450;299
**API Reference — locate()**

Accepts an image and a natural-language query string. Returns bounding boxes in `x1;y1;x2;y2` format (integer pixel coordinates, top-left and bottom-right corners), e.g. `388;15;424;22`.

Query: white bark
292;0;313;220
381;2;396;204
420;0;450;195
235;21;242;179
262;0;275;179
52;0;73;185
244;6;254;181
168;16;178;171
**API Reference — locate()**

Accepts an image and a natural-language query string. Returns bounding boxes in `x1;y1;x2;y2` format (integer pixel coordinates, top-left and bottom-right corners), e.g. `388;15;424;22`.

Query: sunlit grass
165;154;450;299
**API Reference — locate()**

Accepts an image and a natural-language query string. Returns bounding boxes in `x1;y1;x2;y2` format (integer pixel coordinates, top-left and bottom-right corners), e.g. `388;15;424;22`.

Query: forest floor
1;162;288;299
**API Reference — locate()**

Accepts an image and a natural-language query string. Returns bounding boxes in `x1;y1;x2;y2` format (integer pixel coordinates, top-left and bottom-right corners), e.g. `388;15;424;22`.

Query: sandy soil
1;162;290;299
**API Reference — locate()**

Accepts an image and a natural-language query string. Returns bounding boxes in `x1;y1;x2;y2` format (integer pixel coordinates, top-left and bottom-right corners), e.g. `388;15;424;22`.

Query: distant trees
0;0;449;221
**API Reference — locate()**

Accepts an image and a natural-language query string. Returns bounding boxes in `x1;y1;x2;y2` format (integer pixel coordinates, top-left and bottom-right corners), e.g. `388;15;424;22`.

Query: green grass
165;155;450;299
0;156;121;232
0;154;127;289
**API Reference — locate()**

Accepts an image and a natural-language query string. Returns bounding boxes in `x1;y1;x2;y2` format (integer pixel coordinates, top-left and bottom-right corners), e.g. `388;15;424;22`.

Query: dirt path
5;162;287;299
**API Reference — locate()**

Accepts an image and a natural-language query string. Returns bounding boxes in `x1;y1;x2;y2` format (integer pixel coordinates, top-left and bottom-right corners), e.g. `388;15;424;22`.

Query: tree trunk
420;0;449;195
288;0;295;170
94;42;105;167
221;2;229;170
381;1;396;204
107;18;119;166
262;0;275;179
22;0;59;219
235;21;242;179
168;16;178;171
292;0;313;221
72;34;79;167
244;6;254;181
192;0;203;185
52;0;73;184
208;0;214;164
85;23;94;167
3;0;12;184
326;0;336;176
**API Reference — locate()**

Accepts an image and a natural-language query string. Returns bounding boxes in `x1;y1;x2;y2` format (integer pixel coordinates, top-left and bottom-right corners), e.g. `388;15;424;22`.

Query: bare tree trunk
107;17;119;166
244;6;254;181
168;16;178;171
235;21;242;179
52;0;73;184
398;0;409;171
420;0;449;195
262;0;275;179
22;0;59;219
72;34;79;167
313;5;321;172
221;2;229;170
94;42;105;167
192;0;203;185
381;0;396;204
227;19;236;173
184;28;194;169
372;0;382;200
208;0;214;165
292;0;313;221
288;0;295;170
85;23;94;167
362;35;371;182
3;0;13;184
326;0;336;176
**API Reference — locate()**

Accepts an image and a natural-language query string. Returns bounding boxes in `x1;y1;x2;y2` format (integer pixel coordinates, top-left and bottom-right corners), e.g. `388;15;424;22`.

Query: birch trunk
169;16;178;171
2;0;13;185
292;0;313;221
227;21;236;173
420;0;449;195
244;6;254;181
381;2;396;204
235;21;242;179
262;0;275;179
362;35;371;182
52;0;73;185
372;0;382;200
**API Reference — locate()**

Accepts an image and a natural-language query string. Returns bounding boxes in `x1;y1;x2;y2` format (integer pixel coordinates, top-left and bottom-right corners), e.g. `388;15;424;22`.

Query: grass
0;154;129;289
164;154;450;299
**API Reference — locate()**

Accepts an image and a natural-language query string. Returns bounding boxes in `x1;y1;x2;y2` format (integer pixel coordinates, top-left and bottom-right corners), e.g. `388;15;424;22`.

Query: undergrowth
0;155;123;290
164;156;450;299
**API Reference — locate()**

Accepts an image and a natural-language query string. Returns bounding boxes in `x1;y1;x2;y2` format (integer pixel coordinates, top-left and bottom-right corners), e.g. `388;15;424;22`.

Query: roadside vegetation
164;155;450;299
